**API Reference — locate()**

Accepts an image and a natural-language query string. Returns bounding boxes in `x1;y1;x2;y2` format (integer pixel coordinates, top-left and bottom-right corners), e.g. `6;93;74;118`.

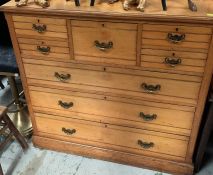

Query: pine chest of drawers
1;0;213;174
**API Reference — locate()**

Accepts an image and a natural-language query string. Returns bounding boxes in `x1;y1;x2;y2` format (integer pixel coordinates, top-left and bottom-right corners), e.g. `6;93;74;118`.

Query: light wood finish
33;136;193;175
18;38;69;47
23;63;201;103
22;50;70;59
141;49;208;60
142;31;211;42
13;16;66;25
22;58;203;83
35;114;188;158
186;31;213;162
141;55;206;73
143;24;212;35
72;20;137;65
15;29;68;39
19;40;70;60
29;85;196;112
19;44;69;54
4;14;39;134
142;39;209;50
1;0;213;174
29;88;194;136
14;22;67;33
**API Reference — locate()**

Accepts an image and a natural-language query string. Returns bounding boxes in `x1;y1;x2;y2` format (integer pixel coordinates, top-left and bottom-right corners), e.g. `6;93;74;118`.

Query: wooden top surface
1;0;213;24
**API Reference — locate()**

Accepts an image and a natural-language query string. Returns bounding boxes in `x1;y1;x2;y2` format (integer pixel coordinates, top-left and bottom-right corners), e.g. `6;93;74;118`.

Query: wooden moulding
1;0;213;25
185;29;213;162
4;13;38;134
33;136;194;175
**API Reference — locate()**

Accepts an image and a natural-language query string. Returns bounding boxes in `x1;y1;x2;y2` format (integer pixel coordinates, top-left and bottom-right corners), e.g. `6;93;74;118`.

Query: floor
1;77;213;175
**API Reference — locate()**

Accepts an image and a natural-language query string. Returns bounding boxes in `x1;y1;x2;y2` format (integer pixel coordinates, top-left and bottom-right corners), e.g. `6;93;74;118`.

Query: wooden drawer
24;63;201;105
142;24;211;52
13;16;68;39
30;89;194;136
143;24;212;35
18;38;70;59
35;114;188;158
71;20;137;66
141;49;207;73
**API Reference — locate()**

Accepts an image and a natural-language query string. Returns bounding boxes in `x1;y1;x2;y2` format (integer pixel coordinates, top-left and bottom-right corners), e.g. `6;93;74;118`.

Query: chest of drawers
1;0;213;174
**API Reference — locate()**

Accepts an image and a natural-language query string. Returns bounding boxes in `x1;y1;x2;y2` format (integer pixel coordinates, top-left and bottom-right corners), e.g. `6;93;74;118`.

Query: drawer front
143;24;212;35
18;39;70;59
24;64;201;101
142;24;211;52
141;49;206;73
71;20;137;65
13;16;68;39
30;90;194;133
35;115;188;158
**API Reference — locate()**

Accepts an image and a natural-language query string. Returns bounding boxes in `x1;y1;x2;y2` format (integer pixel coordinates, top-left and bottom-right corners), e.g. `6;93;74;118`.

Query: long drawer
29;88;194;135
24;63;201;105
35;114;188;159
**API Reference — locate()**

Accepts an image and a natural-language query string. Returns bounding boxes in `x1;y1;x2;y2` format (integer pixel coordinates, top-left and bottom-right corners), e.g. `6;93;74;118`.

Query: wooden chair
0;106;28;175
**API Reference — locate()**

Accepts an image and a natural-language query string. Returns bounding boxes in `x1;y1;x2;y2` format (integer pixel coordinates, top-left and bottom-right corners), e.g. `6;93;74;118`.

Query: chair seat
0;45;18;73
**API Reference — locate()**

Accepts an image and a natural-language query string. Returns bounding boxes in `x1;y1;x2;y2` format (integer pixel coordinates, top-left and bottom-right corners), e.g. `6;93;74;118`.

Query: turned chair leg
3;114;28;150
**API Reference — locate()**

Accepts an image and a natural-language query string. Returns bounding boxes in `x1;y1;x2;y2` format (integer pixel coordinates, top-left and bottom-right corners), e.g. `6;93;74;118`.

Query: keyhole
176;28;179;32
37;19;40;23
103;67;106;71
172;53;175;56
102;23;105;27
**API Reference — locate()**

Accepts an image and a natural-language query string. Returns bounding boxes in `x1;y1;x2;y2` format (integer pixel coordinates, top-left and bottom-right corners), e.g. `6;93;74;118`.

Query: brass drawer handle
94;40;113;51
167;33;185;44
138;140;154;149
139;112;157;121
164;57;182;67
141;83;161;93
37;46;50;55
62;127;76;135
32;24;47;33
58;100;73;109
55;72;71;82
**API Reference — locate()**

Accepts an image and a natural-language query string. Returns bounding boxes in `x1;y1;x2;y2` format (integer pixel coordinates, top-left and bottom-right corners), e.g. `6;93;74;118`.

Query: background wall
0;0;11;46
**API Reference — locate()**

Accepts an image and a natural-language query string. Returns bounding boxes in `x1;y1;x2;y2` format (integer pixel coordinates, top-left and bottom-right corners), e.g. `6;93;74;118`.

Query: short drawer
24;63;201;105
30;89;194;136
141;49;207;73
35;114;188;158
143;24;212;35
142;24;211;52
71;20;137;66
18;38;70;59
13;16;68;39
